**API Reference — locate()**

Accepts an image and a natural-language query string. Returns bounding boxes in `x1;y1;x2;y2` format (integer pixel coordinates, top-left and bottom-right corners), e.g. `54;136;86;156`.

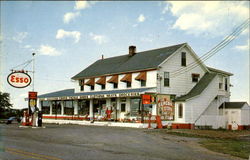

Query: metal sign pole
32;53;35;91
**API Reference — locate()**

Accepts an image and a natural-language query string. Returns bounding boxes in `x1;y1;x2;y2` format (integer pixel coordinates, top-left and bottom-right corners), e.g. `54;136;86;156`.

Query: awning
135;72;146;81
107;75;118;83
96;76;106;85
84;78;95;86
120;73;132;82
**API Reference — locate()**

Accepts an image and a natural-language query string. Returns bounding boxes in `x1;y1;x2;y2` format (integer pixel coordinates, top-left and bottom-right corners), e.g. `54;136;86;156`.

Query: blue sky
0;1;249;109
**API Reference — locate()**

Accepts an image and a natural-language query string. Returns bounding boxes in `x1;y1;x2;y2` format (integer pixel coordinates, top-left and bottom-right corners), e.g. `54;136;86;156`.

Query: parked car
6;117;21;124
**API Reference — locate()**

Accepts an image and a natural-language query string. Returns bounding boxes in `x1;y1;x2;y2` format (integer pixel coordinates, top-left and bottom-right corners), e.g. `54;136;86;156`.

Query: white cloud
63;12;80;24
138;14;146;22
23;45;31;49
74;1;90;10
56;29;81;43
89;32;107;44
235;40;249;51
167;1;249;36
12;32;28;43
38;45;61;56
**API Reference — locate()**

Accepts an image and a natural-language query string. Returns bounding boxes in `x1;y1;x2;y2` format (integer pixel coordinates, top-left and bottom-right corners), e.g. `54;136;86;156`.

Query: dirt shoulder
145;129;250;159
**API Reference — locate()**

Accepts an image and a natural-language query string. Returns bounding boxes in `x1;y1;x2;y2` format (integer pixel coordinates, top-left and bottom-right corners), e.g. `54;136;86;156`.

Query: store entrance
93;99;106;120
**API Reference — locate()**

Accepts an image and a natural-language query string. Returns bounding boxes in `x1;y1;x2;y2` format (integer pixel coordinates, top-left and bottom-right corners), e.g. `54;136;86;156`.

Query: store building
38;43;246;129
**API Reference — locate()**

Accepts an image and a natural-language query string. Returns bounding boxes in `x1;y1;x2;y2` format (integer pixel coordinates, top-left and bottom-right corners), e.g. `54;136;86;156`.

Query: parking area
0;124;243;160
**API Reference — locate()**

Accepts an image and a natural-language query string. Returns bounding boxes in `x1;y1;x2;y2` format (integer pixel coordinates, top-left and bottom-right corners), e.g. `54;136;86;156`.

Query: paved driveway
0;124;241;160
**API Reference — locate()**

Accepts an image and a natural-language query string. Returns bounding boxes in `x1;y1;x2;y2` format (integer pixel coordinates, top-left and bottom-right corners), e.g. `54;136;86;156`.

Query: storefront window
64;101;74;115
78;100;89;115
52;101;61;115
130;98;141;117
41;101;50;114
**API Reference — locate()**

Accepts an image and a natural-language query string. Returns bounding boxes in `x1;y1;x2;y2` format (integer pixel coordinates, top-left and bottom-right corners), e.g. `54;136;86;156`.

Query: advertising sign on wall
7;71;32;88
157;94;175;120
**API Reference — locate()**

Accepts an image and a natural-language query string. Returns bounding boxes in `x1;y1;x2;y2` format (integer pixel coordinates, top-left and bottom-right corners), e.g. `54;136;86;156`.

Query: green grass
200;139;250;159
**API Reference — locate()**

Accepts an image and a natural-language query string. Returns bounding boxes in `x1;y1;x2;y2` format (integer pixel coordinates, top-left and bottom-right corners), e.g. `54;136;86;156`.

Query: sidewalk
42;119;156;128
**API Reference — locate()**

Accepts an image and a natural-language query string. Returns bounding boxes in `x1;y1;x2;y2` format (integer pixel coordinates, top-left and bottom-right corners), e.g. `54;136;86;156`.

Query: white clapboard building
38;43;249;129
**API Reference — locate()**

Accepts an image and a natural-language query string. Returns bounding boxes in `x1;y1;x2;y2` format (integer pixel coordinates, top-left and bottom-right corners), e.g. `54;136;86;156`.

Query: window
141;80;146;87
164;72;170;87
101;84;105;90
113;83;118;89
225;77;228;91
181;52;186;66
91;85;94;90
41;101;50;114
121;103;126;112
127;82;131;88
178;104;183;118
192;74;200;82
64;101;74;115
80;86;84;91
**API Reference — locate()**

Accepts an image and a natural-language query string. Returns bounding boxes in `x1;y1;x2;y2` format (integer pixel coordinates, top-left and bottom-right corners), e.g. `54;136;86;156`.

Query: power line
170;18;249;78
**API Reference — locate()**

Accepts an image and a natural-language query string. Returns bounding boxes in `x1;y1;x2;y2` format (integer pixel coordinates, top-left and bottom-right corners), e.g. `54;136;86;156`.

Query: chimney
129;46;136;56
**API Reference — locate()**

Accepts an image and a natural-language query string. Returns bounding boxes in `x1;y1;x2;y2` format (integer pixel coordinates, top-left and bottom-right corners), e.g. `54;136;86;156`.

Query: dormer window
181;52;186;66
79;79;84;91
107;75;118;89
192;74;200;83
96;76;106;90
135;72;147;87
120;73;132;88
84;78;95;91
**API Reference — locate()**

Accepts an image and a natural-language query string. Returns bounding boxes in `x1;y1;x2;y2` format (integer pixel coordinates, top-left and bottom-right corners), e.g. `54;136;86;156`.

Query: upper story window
113;83;118;89
126;82;131;88
101;84;105;90
192;74;200;83
79;79;84;91
90;85;94;90
164;72;170;87
225;77;228;91
219;76;223;90
96;77;106;90
135;72;147;87
181;52;186;67
141;80;146;87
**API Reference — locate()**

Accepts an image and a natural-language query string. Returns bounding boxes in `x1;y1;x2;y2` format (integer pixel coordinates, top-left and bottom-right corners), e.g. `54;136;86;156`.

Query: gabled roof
207;67;233;76
175;73;217;101
219;102;248;109
72;43;186;79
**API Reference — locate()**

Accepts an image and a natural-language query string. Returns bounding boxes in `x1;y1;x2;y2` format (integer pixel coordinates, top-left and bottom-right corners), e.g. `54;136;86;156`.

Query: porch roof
38;87;156;99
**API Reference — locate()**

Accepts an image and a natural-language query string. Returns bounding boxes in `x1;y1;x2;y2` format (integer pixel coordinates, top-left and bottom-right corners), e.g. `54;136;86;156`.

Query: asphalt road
0;124;242;160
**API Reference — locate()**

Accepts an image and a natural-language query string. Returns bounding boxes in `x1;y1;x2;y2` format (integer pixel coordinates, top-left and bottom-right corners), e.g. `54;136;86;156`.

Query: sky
0;1;249;109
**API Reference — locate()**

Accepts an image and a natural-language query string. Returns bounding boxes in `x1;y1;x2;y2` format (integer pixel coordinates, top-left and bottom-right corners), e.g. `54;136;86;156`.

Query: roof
207;67;233;76
72;43;186;79
38;87;155;99
219;102;248;109
175;73;217;101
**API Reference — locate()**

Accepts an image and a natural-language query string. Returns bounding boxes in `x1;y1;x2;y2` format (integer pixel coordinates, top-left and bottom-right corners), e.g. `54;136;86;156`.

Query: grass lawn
164;130;250;159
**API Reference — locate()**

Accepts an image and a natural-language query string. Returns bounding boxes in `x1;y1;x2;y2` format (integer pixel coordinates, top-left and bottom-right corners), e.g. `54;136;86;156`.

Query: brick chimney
129;46;136;56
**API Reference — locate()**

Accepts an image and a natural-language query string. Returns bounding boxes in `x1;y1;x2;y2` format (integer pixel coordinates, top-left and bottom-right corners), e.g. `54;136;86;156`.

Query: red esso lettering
10;75;15;82
24;78;29;83
16;77;19;83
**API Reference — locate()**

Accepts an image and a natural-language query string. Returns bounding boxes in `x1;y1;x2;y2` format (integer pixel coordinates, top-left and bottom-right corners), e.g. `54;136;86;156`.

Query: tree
0;92;13;118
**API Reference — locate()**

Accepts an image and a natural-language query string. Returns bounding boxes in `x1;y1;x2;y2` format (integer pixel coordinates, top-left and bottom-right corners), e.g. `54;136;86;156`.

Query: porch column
61;101;64;115
106;99;111;109
89;99;93;120
49;101;52;115
74;100;78;115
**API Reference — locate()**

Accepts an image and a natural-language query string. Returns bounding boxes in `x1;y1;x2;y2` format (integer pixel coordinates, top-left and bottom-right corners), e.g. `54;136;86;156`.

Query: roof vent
129;46;136;56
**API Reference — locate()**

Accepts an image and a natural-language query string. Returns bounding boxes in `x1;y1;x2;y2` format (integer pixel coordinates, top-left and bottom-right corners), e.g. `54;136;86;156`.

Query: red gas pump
21;110;30;126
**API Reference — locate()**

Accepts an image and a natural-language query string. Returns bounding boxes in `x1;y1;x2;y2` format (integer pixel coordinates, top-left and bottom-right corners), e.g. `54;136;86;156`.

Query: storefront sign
40;92;141;101
7;72;32;88
157;94;175;120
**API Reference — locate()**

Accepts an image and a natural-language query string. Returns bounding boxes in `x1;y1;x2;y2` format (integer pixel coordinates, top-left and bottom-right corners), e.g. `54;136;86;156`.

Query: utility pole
32;53;35;91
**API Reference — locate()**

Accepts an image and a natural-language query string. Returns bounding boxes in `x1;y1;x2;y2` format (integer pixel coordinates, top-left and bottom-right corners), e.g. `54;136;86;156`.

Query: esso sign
7;72;32;88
